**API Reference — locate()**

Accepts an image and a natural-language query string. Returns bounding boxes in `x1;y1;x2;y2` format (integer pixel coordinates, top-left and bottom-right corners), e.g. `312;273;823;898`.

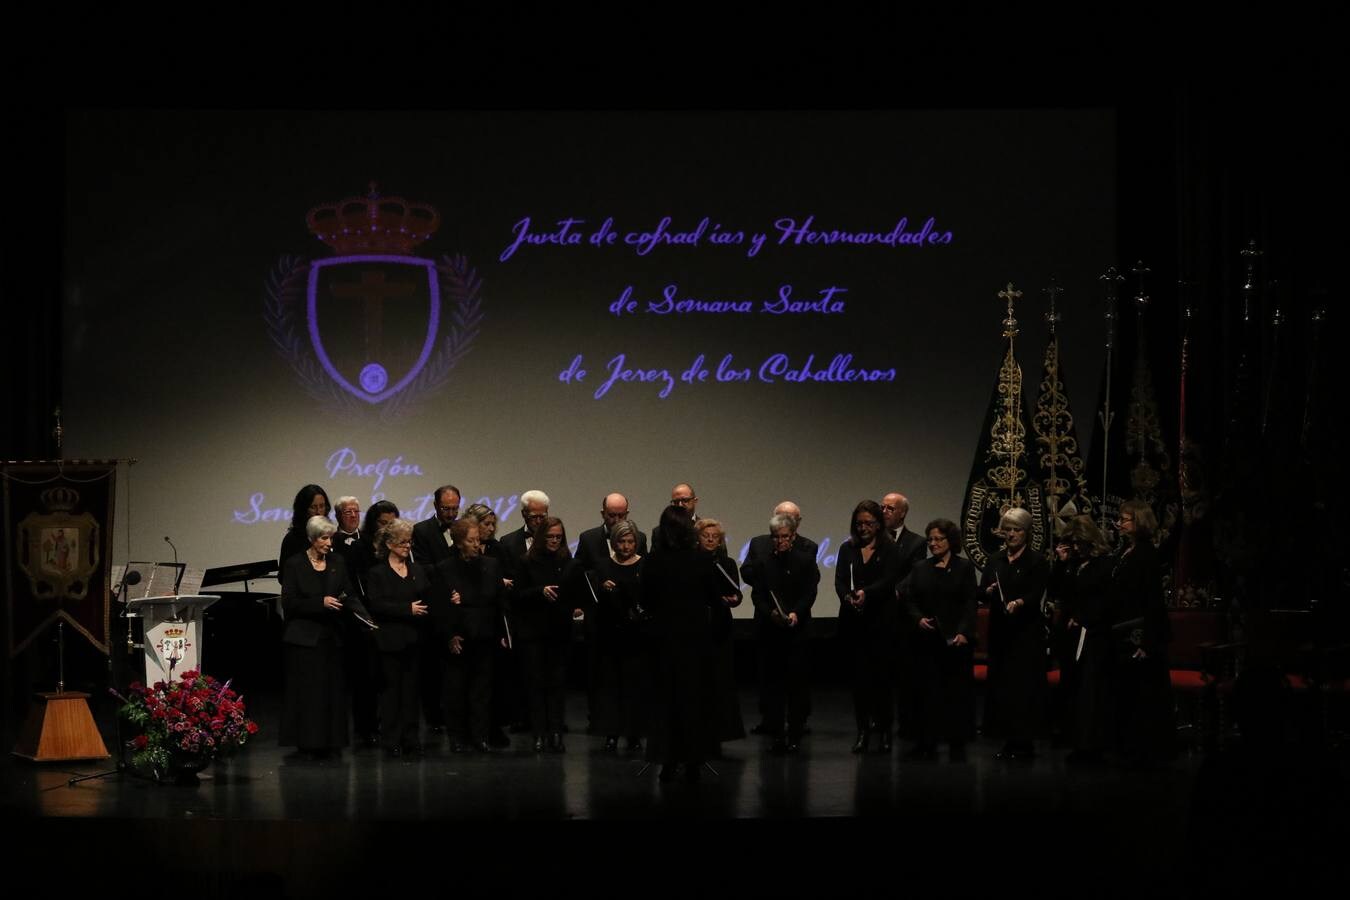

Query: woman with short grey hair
980;506;1050;761
365;518;433;756
279;515;356;760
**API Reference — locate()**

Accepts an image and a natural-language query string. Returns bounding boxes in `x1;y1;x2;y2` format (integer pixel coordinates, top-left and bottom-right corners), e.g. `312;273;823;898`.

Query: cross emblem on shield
306;254;441;404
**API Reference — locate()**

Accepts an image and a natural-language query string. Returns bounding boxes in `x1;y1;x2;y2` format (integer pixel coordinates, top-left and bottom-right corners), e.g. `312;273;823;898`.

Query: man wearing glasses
650;482;699;552
412;485;462;567
739;501;819;739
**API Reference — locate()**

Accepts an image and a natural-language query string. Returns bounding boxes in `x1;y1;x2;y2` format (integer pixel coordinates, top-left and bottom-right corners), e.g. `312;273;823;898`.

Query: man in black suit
649;482;698;551
883;491;928;739
412;485;461;568
410;484;460;733
333;495;378;744
739;501;819;736
495;489;550;737
497;489;550;579
882;492;927;573
575;492;648;570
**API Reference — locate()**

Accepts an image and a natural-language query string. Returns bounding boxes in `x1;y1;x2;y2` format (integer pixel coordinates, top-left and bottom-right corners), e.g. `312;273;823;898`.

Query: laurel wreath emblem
263;254;484;420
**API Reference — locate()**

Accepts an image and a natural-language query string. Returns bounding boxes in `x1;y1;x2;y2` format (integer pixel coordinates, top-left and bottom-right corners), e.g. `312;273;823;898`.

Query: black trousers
445;637;495;743
845;628;894;733
379;646;420;749
911;635;974;747
761;631;810;738
519;638;568;735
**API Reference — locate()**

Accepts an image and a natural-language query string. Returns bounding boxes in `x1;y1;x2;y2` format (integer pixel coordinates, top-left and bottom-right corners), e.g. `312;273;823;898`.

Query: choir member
899;518;977;761
980;506;1050;761
279;515;367;759
1054;515;1116;764
511;516;582;752
462;502;514;748
435;517;507;753
333;495;378;746
696;518;746;746
411;485;461;567
643;506;733;781
740;502;818;737
588;519;650;753
278;484;330;569
743;512;819;753
834;500;902;753
364;517;432;756
1111;499;1175;766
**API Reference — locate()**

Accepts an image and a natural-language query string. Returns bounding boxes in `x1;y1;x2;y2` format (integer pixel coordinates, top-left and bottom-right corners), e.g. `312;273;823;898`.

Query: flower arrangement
116;670;258;777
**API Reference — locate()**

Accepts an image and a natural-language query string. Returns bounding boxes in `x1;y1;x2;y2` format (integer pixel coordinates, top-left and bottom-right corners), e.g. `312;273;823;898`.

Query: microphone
163;535;179;565
120;570;143;653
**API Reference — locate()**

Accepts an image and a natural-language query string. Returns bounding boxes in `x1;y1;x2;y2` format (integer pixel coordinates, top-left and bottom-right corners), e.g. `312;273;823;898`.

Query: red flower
245;722;259;735
131;735;148;749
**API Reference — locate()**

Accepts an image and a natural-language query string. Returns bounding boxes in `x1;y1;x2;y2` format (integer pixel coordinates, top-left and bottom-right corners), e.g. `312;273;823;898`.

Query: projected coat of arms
265;184;484;417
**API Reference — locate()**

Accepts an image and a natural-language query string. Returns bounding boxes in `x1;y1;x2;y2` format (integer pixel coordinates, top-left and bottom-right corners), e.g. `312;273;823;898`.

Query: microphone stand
67;573;157;787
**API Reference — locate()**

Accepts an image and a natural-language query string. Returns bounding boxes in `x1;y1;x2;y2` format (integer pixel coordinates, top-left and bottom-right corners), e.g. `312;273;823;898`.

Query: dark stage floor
4;688;1341;898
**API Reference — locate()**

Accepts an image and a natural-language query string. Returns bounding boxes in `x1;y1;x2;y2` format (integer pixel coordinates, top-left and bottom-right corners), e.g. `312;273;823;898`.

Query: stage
4;686;1273;899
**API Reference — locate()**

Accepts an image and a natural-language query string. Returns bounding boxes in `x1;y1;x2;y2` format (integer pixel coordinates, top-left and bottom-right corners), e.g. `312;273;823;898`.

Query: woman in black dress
590;519;649;754
980;506;1050;761
899;518;977;761
435;517;507;753
279;515;366;759
696;518;746;747
364;517;431;756
355;500;400;580
1111;499;1175;766
512;516;582;753
278;484;331;569
834;500;902;753
1054;515;1116;764
643;506;733;782
462;502;515;748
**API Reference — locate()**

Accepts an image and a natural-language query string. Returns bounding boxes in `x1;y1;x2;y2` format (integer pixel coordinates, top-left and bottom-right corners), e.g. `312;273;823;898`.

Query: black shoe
879;733;892;753
603;736;619;752
476;740;491;753
488;728;511;748
750;722;769;735
533;736;545;753
785;738;801;754
769;737;788;756
851;732;870;754
625;736;642;754
384;746;402;758
428;725;446;736
685;763;701;781
659;764;678;783
451;739;471;753
549;733;565;753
